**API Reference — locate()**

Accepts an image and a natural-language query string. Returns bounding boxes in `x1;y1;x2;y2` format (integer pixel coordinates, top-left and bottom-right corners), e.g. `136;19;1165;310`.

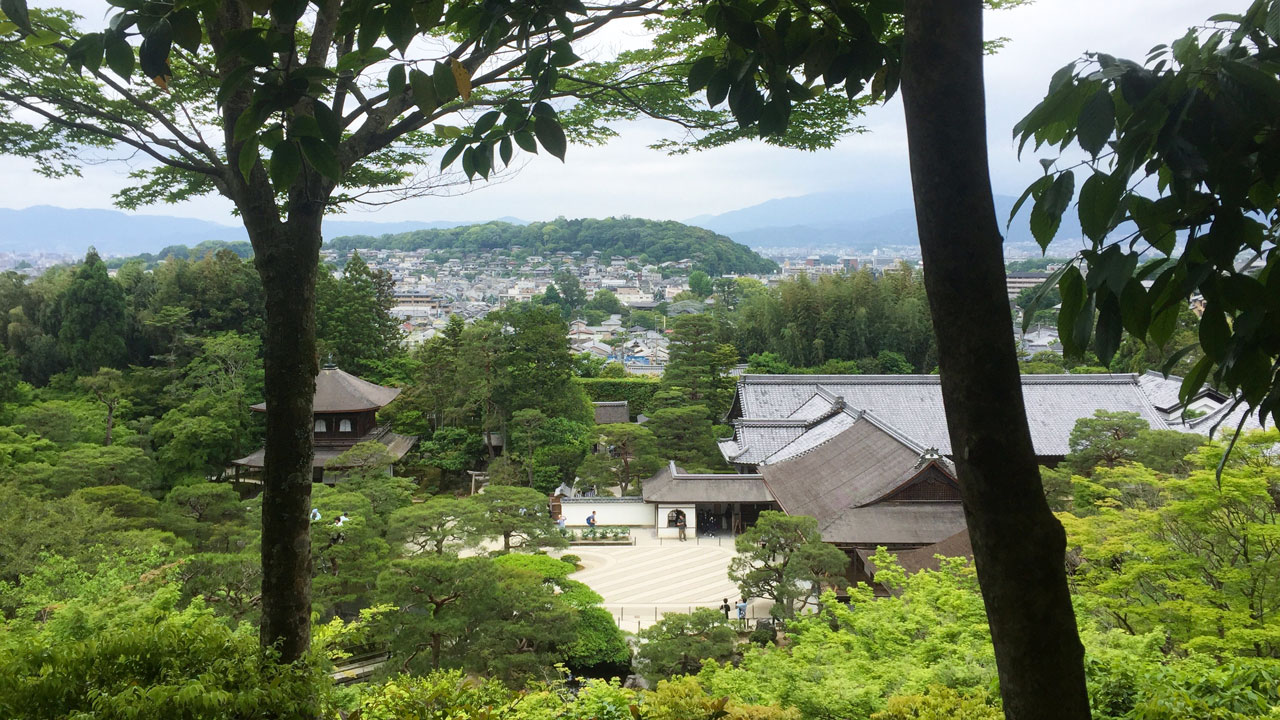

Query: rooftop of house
725;373;1172;460
641;462;774;504
250;365;402;413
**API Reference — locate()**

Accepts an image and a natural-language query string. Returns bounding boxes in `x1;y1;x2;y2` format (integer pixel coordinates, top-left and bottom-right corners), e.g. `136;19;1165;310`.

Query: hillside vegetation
328;217;778;275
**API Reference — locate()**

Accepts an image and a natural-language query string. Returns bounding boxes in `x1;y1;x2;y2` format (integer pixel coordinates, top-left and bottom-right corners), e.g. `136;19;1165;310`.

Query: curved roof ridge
739;372;1143;385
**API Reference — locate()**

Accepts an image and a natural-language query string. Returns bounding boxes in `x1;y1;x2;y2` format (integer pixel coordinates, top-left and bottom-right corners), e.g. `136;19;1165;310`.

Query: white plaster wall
560;499;655;527
656;503;696;539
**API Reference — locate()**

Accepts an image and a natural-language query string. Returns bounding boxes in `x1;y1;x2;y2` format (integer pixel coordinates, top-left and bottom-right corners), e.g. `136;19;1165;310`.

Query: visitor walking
736;598;748;629
676;514;687;541
719;598;731;620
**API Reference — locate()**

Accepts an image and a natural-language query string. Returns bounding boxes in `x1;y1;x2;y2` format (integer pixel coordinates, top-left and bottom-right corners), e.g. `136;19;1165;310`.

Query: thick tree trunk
899;2;1090;718
248;214;323;664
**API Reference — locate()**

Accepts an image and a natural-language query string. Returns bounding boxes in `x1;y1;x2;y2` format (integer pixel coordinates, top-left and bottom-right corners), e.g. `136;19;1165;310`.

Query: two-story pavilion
232;364;416;482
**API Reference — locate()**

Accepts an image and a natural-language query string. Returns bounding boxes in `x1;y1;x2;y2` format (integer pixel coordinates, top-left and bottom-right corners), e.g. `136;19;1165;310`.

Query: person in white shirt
335;512;350;527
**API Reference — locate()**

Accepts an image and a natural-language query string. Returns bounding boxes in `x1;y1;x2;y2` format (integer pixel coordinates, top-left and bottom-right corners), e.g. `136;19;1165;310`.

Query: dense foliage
729;270;937;373
328;217;779;275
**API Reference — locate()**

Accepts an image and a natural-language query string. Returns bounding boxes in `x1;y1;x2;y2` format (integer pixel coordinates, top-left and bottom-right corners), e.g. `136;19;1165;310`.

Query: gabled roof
729;373;1170;459
1137;370;1227;414
250;366;402;413
759;414;947;528
593;401;630;425
642;462;773;504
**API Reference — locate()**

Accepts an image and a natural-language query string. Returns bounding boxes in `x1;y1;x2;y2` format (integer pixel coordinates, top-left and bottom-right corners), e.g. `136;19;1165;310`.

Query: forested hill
327;217;779;275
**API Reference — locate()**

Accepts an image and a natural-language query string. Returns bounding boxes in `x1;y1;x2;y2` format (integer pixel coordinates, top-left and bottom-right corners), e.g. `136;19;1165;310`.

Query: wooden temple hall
232;364;416;483
662;373;1185;587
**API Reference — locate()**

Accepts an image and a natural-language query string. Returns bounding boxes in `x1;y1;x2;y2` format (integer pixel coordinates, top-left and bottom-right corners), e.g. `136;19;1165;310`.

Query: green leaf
103;31;134;80
1180;355;1213;405
514;131;537;154
412;0;444;29
474;141;492;179
1077;171;1123;242
1057;265;1087;356
299;136;341;181
269;139;301;189
707;69;731;108
0;0;30;34
439;140;465;171
431;61;457;103
22;28;58;46
233;103;262;143
1148;302;1179;348
499;136;513;166
433;124;463;139
387;64;406;98
312;99;341;144
410;68;437;114
1009;175;1052;229
384;0;416;54
1128;195;1175;255
69;32;106;73
1030;170;1074;250
534;114;567;161
1094;293;1122;364
237;137;259;182
460;146;476;179
1198;303;1230;361
474;110;500;136
1075;89;1114;157
169;9;202;53
138;19;171;80
689;56;716;92
1119;278;1150;337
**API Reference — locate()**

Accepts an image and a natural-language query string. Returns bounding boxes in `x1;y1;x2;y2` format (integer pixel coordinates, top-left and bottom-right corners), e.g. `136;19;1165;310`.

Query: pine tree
57;249;126;375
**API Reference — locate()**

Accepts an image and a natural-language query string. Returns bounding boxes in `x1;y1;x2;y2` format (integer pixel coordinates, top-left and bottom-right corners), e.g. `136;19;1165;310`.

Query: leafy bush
0;597;330;720
870;686;1001;720
576;377;661;415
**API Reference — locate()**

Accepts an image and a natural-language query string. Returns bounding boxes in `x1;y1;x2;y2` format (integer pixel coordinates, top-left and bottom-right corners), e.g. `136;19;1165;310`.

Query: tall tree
57;250;126;375
662;313;738;419
0;0;675;662
728;511;848;619
315;251;404;376
899;3;1088;716
682;0;1090;715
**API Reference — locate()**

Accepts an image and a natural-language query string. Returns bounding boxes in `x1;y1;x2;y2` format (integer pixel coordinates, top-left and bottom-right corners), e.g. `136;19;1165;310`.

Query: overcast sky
1;0;1220;226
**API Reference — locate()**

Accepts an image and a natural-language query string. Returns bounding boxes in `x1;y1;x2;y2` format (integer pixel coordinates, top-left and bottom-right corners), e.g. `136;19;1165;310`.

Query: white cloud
2;0;1229;226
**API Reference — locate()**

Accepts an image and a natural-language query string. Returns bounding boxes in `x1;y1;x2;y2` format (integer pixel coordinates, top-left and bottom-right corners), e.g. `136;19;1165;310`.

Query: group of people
309;508;350;526
719;597;750;627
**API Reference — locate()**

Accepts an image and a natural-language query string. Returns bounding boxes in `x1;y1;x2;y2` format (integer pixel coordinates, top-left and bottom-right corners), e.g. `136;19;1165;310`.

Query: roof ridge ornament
915;447;943;468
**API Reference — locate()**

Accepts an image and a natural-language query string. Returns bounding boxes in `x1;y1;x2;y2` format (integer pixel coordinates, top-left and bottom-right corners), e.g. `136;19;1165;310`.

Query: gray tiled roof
593;401;630;425
250;366;401;413
759;415;932;526
730;374;1170;459
642;462;774;503
820;504;968;545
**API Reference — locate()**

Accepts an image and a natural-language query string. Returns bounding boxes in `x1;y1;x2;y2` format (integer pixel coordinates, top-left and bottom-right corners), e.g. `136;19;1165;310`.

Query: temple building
564;373;1200;588
232;364;416;482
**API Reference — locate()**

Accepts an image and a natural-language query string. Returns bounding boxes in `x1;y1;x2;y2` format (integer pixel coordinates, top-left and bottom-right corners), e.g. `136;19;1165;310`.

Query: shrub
870;686;1001;720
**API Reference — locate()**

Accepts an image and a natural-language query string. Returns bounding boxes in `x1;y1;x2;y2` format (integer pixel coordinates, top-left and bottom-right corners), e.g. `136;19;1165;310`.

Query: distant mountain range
0;206;524;257
2;191;1092;259
686;191;1089;255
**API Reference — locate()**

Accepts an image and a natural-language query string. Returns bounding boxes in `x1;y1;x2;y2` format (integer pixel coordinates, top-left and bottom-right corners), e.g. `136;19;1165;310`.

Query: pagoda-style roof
250;365;402;413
